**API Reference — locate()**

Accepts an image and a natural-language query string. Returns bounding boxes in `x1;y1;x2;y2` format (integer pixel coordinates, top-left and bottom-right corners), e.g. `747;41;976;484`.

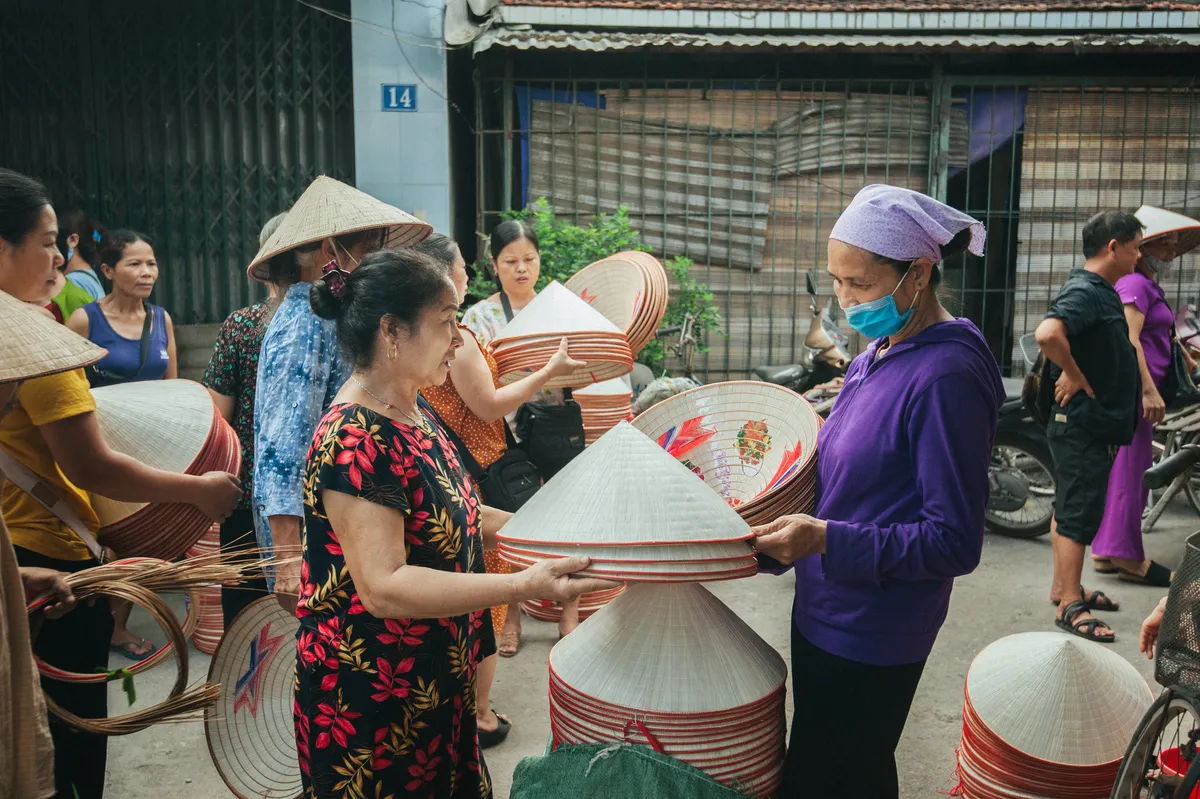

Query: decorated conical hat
0;290;106;383
492;281;624;342
247;176;431;280
550;583;787;713
965;631;1152;766
1135;205;1200;259
496;421;751;547
205;597;301;799
89;380;221;524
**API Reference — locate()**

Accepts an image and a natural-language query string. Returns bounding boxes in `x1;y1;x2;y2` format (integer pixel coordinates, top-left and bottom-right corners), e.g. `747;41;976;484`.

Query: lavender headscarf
829;185;986;263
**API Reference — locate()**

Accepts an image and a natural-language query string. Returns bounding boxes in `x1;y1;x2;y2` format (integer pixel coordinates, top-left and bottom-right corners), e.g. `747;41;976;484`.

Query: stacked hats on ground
490;281;634;388
521;585;627;624
185;524;224;655
576;377;634;447
565;250;669;356
954;631;1152;798
632;381;822;525
498;421;786;795
205;596;302;798
549;583;787;797
91;380;240;561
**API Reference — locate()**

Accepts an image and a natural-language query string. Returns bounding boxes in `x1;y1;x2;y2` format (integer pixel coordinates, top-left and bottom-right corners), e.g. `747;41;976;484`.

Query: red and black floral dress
295;402;495;798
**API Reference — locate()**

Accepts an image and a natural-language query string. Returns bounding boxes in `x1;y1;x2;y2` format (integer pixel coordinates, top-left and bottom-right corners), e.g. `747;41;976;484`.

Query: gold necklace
351;376;425;428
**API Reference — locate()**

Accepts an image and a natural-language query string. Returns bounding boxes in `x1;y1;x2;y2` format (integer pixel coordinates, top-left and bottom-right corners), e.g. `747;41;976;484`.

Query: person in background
751;185;1003;799
298;248;614;797
249;177;430;605
202;212;290;626
417;233;583;748
1091;207;1200;587
461;220;581;645
66;229;176;660
48;209;106;322
1038;210;1143;643
0;167;240;799
0;292;95;799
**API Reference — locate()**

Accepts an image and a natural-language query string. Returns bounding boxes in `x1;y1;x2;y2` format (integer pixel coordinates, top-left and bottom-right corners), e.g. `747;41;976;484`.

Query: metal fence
474;73;1200;379
0;0;355;325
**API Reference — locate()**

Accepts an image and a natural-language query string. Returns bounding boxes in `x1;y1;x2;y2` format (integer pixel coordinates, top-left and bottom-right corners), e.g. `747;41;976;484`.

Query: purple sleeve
1116;273;1152;317
822;372;995;582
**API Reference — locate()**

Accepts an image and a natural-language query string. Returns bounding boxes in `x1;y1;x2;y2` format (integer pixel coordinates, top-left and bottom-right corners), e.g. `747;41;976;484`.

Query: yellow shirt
0;369;99;561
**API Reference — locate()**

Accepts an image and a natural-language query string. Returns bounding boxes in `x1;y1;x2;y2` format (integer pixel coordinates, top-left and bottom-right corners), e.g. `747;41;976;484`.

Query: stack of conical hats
549;583;787;797
186;524;224;655
632;381;822;525
90;380;240;560
564;251;669;355
955;632;1152;798
489;281;634;389
576;377;634;446
497;422;756;582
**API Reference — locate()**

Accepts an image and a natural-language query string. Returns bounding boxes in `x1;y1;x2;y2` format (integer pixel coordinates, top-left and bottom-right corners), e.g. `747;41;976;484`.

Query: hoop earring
388;343;398;361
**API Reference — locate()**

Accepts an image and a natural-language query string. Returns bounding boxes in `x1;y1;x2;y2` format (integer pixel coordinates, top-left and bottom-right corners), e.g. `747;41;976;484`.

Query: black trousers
15;546;113;799
218;507;268;628
781;624;927;799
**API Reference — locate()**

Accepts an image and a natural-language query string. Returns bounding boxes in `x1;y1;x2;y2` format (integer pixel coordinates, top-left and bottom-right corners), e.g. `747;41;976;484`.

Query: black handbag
514;400;586;480
420;398;542;512
1162;328;1200;410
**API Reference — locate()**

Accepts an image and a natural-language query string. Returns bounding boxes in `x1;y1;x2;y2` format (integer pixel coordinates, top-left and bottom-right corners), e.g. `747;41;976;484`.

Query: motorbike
985;334;1057;538
752;272;852;395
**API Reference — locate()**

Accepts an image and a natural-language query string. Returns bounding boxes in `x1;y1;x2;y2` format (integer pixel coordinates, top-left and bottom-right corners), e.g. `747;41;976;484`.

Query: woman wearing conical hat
246;176;432;605
0;168;241;799
1090;206;1200;587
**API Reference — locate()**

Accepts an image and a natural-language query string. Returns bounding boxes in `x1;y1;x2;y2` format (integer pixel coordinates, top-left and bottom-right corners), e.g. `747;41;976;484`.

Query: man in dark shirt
1036;210;1142;644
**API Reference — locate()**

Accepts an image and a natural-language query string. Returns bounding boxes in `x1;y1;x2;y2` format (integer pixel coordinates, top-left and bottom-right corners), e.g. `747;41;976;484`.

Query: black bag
421;398;542;512
1022;353;1055;428
514;400;586;480
1162;328;1200;410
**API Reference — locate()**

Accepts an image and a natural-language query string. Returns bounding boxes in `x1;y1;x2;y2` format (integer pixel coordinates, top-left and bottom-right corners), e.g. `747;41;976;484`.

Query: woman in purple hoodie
752;185;1004;799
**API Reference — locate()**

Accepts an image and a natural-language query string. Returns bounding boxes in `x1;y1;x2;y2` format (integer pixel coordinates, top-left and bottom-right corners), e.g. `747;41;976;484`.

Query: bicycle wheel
1110;688;1200;798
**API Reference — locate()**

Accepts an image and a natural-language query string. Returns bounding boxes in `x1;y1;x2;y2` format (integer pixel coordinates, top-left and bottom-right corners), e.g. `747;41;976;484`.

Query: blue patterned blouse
252;282;352;565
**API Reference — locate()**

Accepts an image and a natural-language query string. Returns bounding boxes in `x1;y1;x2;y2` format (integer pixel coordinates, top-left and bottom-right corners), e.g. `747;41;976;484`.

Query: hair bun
309;278;348;319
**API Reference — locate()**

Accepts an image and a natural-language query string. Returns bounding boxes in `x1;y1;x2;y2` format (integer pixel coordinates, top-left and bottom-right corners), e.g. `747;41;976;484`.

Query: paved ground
103;508;1193;797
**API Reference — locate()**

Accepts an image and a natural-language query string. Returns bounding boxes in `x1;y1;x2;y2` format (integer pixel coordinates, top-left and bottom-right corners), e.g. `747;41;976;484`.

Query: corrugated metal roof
501;0;1198;9
475;28;1200;52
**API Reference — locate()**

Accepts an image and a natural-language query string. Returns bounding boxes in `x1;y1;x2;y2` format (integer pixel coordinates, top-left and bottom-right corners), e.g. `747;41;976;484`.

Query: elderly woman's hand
543;338;587;379
1140;595;1170;660
750;514;827;565
521;556;621;603
21;567;77;619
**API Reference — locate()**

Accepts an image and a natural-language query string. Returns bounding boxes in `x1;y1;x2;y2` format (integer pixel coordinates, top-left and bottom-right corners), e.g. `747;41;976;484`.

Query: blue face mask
66;246;74;263
843;261;919;340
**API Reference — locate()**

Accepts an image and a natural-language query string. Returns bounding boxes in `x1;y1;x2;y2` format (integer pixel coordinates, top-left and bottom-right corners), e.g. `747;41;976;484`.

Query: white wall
351;0;452;233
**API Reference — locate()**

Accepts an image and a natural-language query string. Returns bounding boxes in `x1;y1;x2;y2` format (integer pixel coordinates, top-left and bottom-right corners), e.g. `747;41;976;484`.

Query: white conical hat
89;380;219;523
0;290;106;383
1135;205;1200;259
966;632;1152;765
492;281;624;342
247;176;432;280
495;421;751;547
576;377;633;397
550;582;786;713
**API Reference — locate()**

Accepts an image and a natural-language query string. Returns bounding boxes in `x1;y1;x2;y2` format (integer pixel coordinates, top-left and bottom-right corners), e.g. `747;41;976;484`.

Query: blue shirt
67;269;105;301
252;283;352;565
82;302;170;387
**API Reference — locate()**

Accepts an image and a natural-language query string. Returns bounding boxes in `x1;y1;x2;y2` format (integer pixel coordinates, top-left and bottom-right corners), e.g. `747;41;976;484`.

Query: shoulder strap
417;395;487;482
137;302;154;373
499;291;515;322
0;449;103;560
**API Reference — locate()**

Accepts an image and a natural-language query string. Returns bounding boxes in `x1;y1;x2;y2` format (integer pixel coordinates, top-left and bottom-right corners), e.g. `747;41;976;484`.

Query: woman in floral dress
297;248;615;798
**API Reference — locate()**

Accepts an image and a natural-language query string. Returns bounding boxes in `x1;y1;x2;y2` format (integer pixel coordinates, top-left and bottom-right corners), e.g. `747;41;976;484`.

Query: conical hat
492;281;624;342
247;176;432;280
576;377;633;397
0;290;106;383
204;596;301;799
496;421;751;547
89;380;220;524
965;632;1152;766
1135;205;1200;259
550;583;787;712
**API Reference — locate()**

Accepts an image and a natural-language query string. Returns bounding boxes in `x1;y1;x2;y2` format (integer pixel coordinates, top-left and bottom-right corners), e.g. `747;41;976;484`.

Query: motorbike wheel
986;431;1056;539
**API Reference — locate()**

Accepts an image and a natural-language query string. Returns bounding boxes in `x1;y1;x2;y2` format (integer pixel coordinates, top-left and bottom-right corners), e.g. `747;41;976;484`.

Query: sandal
110;638;157;662
1118;561;1174;587
497;629;521;658
1092;557;1118;574
478;709;511;749
1052;587;1120;612
1055;599;1115;643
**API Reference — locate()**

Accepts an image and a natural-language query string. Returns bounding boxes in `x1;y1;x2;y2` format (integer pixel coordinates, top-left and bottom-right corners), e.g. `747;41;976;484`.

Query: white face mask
1145;255;1174;282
